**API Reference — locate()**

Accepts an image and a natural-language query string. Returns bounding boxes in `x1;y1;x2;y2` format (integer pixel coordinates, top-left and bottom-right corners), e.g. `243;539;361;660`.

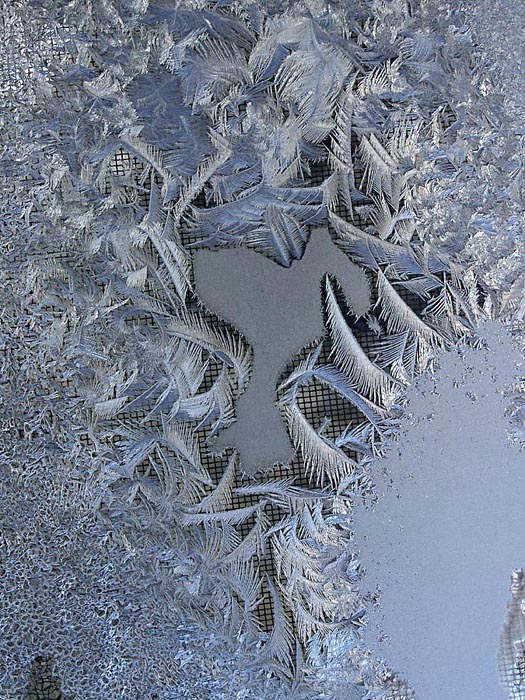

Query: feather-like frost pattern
2;0;507;698
324;276;395;405
375;268;445;346
283;403;358;488
166;311;252;393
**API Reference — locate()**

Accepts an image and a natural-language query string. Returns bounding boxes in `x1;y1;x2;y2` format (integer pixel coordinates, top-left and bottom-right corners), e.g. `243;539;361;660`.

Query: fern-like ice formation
1;0;524;698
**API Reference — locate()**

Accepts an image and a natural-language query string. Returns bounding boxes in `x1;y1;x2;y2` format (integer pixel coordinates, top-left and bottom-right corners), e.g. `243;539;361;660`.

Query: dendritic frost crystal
1;0;524;699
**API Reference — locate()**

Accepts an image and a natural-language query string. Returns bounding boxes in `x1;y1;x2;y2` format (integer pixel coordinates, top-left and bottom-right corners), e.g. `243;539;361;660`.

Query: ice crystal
1;0;524;698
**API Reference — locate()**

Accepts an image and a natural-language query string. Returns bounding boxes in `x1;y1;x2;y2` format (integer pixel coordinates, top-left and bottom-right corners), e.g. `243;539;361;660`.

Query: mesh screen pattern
26;659;64;700
499;571;525;699
13;127;458;700
21;143;435;697
1;2;504;699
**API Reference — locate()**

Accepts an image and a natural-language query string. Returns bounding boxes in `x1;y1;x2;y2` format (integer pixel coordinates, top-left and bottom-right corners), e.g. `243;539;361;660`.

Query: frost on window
1;0;525;699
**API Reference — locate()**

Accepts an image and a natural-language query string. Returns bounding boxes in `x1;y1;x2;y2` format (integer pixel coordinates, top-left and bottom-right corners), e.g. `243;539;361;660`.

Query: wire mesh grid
16;138;439;697
0;7;71;102
2;23;450;693
26;658;64;700
499;571;525;699
387;680;417;700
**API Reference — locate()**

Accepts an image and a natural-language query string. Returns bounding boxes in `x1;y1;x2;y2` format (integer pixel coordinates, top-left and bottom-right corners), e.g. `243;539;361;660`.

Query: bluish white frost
414;0;525;321
353;321;524;700
1;0;524;698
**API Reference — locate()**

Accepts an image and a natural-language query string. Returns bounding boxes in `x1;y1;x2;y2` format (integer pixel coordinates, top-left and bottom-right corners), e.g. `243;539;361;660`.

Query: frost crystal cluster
0;0;524;699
